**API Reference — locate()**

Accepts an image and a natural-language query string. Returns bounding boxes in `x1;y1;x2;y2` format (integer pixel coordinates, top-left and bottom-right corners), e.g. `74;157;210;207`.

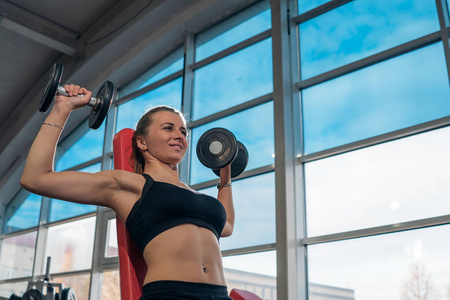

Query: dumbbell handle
57;86;98;108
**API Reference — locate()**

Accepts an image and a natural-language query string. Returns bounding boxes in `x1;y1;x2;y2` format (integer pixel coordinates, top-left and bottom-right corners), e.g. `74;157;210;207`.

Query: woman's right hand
54;84;93;112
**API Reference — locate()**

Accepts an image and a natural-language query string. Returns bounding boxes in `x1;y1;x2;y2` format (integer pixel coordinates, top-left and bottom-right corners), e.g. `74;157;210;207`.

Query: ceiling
0;0;259;204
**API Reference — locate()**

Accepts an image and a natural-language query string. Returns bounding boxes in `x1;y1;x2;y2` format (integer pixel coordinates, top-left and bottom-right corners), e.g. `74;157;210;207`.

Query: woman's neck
143;161;180;184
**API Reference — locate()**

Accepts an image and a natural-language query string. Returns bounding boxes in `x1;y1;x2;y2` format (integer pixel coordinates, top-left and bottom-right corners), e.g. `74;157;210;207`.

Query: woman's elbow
20;174;33;191
221;222;234;237
20;173;43;194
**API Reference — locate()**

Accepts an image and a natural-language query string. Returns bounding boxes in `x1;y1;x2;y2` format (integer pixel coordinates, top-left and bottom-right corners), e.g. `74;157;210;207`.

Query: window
307;225;450;299
105;218;118;258
192;38;273;120
44;217;96;275
116;78;183;132
299;0;440;79
199;172;276;250
0;281;28;298
56;122;105;171
49;163;100;223
101;270;120;299
305;127;450;236
196;8;271;61
119;49;184;98
52;273;91;300
190;103;274;184
0;232;36;280
5;191;41;234
223;251;276;299
298;0;330;15
302;42;450;154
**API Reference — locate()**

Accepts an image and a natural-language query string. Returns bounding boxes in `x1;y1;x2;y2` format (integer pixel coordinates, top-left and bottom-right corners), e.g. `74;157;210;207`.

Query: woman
21;84;235;300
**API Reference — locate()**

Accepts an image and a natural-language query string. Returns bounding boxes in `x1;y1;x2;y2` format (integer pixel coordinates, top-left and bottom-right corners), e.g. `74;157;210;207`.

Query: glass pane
300;0;440;79
50;163;101;223
302;42;450;154
5;191;41;233
0;281;28;299
223;251;276;299
308;225;450;300
116;78;183;132
44;217;96;274
53;273;90;300
105;218;118;258
193;38;273;120
102;270;120;299
190;103;274;185
305;127;450;237
298;0;330;15
138;58;183;89
56;122;105;171
196;9;271;61
199;173;275;250
0;231;36;280
119;50;183;98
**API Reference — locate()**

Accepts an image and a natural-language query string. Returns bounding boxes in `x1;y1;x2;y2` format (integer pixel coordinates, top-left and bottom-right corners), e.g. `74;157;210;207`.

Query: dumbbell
8;287;76;300
196;128;249;178
8;289;44;300
39;62;115;130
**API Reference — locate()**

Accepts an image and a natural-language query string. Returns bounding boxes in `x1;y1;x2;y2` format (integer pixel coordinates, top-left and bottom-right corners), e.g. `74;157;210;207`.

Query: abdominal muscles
142;224;226;285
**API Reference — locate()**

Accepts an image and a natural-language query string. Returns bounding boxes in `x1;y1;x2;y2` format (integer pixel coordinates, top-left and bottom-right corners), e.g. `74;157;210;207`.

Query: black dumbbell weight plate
22;289;44;300
9;293;22;300
213;141;248;178
196;128;238;170
40;62;64;113
61;288;76;300
88;81;114;130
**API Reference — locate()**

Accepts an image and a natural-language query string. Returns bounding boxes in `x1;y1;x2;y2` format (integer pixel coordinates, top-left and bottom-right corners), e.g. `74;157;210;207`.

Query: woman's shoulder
97;169;145;192
97;170;147;215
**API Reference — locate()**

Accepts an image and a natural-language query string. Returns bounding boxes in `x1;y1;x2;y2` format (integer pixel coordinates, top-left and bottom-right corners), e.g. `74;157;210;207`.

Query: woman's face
138;111;188;165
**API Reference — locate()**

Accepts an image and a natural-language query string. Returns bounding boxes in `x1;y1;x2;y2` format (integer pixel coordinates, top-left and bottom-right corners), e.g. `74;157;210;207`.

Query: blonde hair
131;105;186;174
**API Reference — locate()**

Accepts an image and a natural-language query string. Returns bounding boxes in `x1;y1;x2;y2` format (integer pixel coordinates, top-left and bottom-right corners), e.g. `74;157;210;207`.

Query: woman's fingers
57;84;93;110
64;84;82;97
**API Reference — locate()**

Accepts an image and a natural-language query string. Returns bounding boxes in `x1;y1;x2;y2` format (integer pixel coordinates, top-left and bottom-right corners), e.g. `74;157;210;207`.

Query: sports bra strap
141;174;155;194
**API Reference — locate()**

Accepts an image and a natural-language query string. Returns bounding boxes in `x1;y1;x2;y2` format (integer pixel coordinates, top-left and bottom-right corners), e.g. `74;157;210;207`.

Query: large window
299;0;440;79
302;42;450;154
4;191;41;234
298;0;450;299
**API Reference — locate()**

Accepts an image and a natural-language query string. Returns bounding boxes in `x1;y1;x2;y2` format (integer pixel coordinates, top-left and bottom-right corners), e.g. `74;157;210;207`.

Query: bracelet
217;182;232;189
42;122;64;130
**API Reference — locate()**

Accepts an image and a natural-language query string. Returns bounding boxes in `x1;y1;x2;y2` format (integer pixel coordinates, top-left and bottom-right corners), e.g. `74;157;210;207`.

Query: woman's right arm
20;85;120;208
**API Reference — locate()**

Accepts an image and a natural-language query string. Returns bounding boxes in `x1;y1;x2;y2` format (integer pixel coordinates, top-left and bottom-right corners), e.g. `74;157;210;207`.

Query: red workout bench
113;128;262;300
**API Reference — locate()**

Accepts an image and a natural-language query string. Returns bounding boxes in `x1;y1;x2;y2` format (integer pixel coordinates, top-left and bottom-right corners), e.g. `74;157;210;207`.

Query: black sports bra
125;174;227;253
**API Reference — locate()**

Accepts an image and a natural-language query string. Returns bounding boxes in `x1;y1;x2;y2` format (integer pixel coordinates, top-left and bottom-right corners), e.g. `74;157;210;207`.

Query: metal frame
271;0;305;299
301;214;450;246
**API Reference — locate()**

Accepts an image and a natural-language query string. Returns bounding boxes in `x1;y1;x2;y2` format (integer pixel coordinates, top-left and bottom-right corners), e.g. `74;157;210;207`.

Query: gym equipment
196;128;248;178
39;62;115;130
113;128;261;300
0;257;77;300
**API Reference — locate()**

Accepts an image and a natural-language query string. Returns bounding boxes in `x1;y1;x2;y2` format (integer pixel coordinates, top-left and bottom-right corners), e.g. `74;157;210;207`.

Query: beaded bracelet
43;122;64;130
217;182;232;189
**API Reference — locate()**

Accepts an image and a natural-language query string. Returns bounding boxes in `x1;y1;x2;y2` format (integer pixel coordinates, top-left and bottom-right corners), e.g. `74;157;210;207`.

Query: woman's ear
136;136;148;151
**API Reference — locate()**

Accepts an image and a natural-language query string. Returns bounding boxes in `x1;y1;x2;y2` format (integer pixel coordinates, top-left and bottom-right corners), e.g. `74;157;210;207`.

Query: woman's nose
174;130;185;140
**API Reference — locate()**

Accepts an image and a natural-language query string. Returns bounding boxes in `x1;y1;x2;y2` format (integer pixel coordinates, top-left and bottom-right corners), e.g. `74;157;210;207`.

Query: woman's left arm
217;165;234;237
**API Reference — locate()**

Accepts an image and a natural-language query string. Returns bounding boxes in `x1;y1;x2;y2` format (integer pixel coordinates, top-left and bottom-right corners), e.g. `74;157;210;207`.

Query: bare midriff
142;224;226;286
